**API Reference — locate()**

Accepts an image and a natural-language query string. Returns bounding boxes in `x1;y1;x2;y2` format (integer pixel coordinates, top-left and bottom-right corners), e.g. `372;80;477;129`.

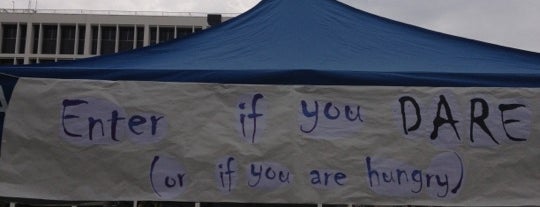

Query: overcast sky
2;0;539;53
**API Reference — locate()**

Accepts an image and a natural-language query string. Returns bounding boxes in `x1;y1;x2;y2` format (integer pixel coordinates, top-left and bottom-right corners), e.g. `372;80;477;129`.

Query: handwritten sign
0;78;539;206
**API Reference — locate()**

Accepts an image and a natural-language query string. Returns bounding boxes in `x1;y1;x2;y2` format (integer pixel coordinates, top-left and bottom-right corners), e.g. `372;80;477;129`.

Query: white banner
0;78;539;206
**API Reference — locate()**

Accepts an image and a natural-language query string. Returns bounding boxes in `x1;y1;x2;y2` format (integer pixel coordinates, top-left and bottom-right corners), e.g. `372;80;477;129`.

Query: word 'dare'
398;94;531;147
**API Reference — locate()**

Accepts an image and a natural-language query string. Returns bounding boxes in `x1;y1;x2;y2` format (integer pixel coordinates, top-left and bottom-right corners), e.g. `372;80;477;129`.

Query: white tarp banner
0;77;539;206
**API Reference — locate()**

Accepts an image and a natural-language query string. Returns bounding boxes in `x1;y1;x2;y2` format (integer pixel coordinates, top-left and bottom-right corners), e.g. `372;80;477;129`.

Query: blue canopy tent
1;0;540;86
2;1;540;205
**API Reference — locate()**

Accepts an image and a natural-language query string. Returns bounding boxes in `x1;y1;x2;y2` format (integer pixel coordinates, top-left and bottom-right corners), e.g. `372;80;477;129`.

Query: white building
0;9;232;65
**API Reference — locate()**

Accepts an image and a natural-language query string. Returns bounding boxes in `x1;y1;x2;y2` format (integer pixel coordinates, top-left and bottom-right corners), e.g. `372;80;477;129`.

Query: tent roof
2;0;540;86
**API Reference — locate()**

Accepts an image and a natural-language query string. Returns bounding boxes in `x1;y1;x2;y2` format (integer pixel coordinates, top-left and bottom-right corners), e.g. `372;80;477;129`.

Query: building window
0;58;13;65
150;26;157;45
92;26;99;55
42;25;58;54
176;27;193;39
78;25;86;55
1;24;17;54
194;26;203;32
32;24;40;54
100;26;116;55
91;25;98;55
159;27;174;43
118;26;134;52
15;58;24;65
56;58;72;63
136;26;144;48
38;58;55;64
18;24;27;54
60;25;76;54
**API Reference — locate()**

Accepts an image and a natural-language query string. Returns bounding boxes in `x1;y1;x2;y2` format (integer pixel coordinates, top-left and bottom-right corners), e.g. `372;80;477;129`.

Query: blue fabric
1;0;540;86
0;74;18;157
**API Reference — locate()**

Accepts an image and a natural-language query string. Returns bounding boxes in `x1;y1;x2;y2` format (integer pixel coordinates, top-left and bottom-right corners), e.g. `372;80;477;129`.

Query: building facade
0;9;230;65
